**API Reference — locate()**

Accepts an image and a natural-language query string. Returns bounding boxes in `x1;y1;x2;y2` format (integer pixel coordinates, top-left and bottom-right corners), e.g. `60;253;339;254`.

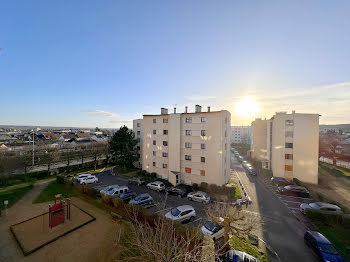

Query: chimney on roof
195;105;202;113
174;107;177;114
292;110;295;114
185;106;188;113
207;106;211;112
161;108;168;115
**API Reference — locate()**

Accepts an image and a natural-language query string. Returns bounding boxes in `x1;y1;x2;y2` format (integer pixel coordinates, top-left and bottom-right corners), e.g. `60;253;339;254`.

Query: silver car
165;205;196;223
187;191;210;204
129;193;154;206
300;202;343;215
146;181;165;192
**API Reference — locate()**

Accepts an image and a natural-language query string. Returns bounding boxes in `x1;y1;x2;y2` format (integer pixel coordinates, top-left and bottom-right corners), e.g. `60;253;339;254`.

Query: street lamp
31;127;41;166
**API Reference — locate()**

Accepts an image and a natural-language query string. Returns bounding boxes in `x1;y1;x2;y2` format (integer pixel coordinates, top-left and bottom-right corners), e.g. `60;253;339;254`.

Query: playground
11;200;95;255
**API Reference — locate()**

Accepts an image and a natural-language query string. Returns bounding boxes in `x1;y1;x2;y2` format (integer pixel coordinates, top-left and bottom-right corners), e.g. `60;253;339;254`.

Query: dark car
271;177;294;187
237;156;243;162
246;166;257;176
165;186;189;198
117;191;137;202
128;177;145;186
304;231;343;262
278;185;310;198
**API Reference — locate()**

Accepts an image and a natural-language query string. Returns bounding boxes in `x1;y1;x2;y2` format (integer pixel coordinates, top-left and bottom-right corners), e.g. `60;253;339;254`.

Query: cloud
109;120;132;123
184;95;216;101
80;110;117;118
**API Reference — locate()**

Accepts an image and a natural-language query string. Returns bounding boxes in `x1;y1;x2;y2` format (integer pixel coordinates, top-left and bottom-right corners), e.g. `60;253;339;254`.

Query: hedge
306;209;350;228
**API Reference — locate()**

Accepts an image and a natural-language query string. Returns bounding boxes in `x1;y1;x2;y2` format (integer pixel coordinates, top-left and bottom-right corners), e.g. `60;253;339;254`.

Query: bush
150;172;157;178
200;182;208;191
293;178;302;186
56;176;65;184
306;209;343;225
192;183;199;190
101;195;115;207
81;186;98;198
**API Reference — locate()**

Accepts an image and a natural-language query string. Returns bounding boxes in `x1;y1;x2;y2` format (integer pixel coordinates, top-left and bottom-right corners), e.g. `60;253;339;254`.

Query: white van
106;186;129;198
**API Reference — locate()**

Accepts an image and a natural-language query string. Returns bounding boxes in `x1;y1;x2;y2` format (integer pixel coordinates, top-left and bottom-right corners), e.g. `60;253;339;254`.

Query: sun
235;97;259;117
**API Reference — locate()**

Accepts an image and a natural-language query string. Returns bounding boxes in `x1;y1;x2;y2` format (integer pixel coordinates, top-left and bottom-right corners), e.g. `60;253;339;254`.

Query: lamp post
32;127;41;166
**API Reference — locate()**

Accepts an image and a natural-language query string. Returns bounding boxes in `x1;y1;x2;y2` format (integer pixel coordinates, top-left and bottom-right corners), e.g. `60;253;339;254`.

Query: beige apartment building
133;119;143;168
141;105;231;186
251;111;319;184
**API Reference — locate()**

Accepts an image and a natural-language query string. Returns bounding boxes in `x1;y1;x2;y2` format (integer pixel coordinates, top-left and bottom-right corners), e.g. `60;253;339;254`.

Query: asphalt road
230;156;319;262
90;172;211;227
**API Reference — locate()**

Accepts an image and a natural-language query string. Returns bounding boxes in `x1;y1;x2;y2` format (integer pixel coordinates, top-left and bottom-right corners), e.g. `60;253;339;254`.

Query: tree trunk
94;155;97;171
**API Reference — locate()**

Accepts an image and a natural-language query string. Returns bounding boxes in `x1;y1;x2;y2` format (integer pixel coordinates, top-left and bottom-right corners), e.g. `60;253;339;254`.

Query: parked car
129;193;154;206
201;221;224;241
165;205;196;223
304;231;343;262
99;185;119;196
106;186;129;197
237;156;244;162
146;181;165;192
117;191;137;202
242;161;251;168
187;191;210;204
165;186;189;198
271;177;294;187
247;166;257;176
74;174;92;183
300;202;343;215
80;175;98;185
278;185;310;198
128;177;145;186
223;249;261;262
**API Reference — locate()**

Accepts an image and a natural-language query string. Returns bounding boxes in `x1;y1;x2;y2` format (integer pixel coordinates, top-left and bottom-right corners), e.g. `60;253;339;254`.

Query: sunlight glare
234;97;259;117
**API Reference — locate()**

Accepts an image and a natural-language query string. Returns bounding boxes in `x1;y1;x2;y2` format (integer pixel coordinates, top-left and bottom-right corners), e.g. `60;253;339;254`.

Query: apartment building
231;126;251;144
251;111;319;184
133;119;143;168
141;105;231;186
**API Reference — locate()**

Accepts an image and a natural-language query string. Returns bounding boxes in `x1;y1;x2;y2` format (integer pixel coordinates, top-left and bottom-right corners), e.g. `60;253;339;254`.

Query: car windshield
309;203;320;209
204;221;217;232
134;195;142;201
318;243;338;255
171;208;181;217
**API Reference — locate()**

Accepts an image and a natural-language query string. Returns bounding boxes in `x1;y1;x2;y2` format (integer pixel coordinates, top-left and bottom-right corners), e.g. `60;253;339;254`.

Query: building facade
251;112;319;184
231;126;251;144
133;119;143;168
141;105;231;186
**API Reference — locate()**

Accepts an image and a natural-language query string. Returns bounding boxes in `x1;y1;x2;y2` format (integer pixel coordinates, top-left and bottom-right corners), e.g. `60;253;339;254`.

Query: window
285;143;293;149
200;170;205;176
153;130;156;135
186;130;191;136
153;119;156;123
153;162;156;167
285;131;293;137
163;118;168;123
137;123;140;127
185;142;192;148
185;155;191;161
286;120;294;126
185;167;191;173
163;141;168;146
285;154;293;160
225;117;227;124
163;163;168;168
186;117;192;123
201;157;205;163
201;143;205;149
162;152;168;157
285;165;293;171
153;140;156;145
137;153;140;158
137;138;140;143
201;117;206;123
201;130;206;136
225;130;227;137
152;151;156;156
137;146;140;150
137;131;140;135
163;130;168;135
225;144;227;150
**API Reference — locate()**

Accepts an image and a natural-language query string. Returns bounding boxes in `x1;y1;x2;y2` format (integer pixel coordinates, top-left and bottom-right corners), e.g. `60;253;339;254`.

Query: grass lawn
313;221;350;261
229;236;268;262
0;184;34;210
116;167;138;174
33;180;78;203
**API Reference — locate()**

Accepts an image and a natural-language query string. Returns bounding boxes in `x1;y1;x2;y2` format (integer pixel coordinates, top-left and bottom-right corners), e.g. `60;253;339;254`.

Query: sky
1;1;350;128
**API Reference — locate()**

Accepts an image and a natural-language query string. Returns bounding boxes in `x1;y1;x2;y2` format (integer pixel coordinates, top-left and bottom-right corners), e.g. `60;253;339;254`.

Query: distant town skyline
1;1;350;128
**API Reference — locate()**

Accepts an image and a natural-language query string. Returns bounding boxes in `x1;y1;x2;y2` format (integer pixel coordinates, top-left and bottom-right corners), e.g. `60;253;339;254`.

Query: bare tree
40;146;60;172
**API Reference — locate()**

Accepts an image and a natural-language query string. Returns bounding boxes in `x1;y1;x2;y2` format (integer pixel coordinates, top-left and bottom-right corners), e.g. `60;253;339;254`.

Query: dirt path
0;180;120;262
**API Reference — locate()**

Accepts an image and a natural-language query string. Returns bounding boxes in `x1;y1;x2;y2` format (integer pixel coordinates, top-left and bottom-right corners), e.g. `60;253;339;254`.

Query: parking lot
86;172;213;227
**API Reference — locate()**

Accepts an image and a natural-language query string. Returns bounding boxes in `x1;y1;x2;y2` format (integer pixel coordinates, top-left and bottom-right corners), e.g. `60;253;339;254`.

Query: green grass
319;162;350;178
0;184;34;210
33;180;78;203
0;170;52;188
229;236;268;262
312;221;350;261
116;167;138;174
